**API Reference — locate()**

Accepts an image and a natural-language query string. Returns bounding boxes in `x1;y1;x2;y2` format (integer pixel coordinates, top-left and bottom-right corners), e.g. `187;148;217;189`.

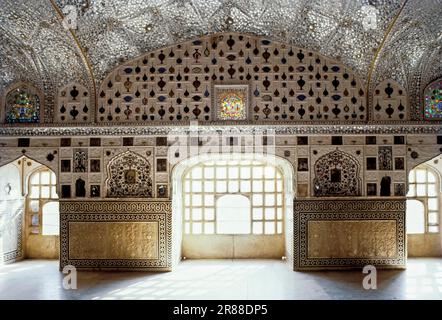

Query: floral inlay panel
313;149;361;196
106;151;152;198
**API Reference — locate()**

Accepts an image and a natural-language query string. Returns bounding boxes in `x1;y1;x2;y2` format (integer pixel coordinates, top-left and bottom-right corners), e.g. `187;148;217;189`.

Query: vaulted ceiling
0;0;441;102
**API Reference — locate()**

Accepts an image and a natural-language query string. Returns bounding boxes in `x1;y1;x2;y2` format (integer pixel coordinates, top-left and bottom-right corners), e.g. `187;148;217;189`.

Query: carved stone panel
60;201;172;270
373;80;408;121
56;83;91;123
294;199;405;270
308;220;397;258
73;148;88;172
69;222;159;259
96;34;367;124
378;146;393;170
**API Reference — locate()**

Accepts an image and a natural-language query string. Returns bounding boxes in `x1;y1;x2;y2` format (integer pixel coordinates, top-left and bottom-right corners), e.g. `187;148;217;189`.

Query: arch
406;153;442;257
407;163;440;233
2;81;44;124
424;78;442;120
313;149;362;196
0;155;59;263
105;150;153;198
171;153;294;265
0;153;58;184
24;159;60;259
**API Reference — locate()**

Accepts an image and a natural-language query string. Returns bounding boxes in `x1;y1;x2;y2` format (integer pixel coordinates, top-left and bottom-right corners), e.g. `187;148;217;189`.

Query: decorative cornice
0;123;441;136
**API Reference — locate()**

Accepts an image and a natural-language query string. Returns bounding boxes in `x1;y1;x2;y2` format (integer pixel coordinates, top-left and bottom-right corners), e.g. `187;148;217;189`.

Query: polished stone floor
0;258;441;300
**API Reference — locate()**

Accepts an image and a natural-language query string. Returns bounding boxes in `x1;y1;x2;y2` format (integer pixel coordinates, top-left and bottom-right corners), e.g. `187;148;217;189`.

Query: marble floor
0;258;441;300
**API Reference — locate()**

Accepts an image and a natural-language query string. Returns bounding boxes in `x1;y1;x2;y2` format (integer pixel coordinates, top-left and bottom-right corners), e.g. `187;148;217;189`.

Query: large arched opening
407;153;442;256
171;153;294;266
0;156;59;265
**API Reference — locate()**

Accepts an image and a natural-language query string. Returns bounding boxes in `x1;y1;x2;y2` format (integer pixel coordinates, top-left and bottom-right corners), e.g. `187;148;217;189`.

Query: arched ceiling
0;0;91;93
0;0;441;100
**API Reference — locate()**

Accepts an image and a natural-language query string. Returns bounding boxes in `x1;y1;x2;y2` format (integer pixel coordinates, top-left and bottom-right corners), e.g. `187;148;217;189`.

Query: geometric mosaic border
59;201;171;214
60;201;172;271
1;124;442;137
293;199;406;270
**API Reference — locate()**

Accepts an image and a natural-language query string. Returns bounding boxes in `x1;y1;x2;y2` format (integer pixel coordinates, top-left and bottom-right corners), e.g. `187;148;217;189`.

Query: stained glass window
215;85;248;120
424;79;442;120
5;88;40;123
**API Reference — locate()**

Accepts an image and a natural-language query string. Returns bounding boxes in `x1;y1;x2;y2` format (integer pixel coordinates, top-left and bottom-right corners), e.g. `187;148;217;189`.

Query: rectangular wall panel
294;199;405;270
60;200;172;271
68;222;159;260
307;220;397;259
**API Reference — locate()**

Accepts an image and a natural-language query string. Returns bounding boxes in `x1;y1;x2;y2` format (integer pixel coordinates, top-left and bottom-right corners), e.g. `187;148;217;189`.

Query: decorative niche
3;83;43;124
56;82;91;123
313;149;362;197
105;151;153;198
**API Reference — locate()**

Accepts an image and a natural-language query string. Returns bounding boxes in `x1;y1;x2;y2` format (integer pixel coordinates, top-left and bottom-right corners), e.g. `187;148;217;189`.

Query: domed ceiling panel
0;0;91;93
52;0;404;83
0;0;440;109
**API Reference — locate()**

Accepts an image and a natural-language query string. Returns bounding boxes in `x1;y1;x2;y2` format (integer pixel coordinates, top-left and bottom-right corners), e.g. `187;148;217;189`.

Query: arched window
424;79;442;120
407;166;440;233
5;86;41;123
183;159;284;235
28;168;59;235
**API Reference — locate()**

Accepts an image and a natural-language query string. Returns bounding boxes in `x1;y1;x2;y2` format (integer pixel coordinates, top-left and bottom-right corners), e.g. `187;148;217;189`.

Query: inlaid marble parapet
294;198;405;270
60;200;172;271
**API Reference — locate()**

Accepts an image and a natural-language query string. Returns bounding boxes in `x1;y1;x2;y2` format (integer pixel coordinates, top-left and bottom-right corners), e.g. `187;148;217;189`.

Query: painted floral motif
219;91;246;120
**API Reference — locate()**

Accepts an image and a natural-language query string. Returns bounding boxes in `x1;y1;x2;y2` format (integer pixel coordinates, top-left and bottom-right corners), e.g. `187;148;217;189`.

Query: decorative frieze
1;124;442;137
